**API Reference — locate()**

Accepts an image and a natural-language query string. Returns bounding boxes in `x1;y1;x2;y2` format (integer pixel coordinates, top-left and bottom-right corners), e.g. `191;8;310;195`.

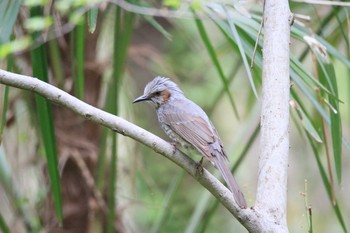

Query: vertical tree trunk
255;0;291;231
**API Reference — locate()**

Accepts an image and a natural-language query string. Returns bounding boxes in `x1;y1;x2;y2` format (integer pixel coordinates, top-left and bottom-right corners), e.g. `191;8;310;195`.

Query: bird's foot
169;141;178;154
195;157;204;175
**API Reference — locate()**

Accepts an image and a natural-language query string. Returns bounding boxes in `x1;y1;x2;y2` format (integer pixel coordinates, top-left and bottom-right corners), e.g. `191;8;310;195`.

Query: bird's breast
157;107;192;149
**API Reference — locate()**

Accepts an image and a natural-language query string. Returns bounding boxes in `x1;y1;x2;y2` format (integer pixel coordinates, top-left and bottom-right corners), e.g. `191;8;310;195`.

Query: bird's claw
169;141;178;154
196;157;204;175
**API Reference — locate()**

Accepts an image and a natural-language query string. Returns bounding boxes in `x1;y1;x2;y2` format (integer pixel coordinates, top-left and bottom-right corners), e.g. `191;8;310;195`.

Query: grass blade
144;15;172;41
0;85;9;138
312;46;342;183
107;133;117;233
75;18;85;99
106;7;121;232
106;6;135;232
30;5;62;226
151;171;185;233
290;97;322;143
87;8;98;33
193;15;240;119
290;69;330;123
96;127;108;190
224;7;258;99
306;134;347;233
48;39;64;87
0;0;22;43
0;213;10;233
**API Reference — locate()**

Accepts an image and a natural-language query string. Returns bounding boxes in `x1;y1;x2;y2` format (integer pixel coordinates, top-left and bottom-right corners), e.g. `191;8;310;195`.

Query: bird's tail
214;155;247;208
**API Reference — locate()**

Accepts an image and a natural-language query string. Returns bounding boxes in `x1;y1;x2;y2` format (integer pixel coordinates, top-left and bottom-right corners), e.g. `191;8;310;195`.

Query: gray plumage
133;77;247;208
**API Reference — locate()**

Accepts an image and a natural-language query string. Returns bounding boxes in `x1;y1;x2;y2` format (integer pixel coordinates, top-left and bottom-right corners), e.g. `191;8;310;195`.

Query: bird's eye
154;91;161;96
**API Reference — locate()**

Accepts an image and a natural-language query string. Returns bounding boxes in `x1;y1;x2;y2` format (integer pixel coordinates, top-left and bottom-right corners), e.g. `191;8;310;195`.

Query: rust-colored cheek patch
161;90;171;103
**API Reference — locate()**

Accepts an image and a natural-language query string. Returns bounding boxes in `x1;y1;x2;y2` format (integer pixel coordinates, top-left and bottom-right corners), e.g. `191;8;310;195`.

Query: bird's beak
133;95;149;103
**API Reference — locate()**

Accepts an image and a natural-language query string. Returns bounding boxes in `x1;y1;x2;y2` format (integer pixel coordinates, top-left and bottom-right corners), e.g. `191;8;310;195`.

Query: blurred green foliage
0;1;349;233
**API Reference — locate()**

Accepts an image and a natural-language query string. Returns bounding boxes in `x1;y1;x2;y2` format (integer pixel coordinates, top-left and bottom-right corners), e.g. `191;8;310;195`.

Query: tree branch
256;0;291;232
1;69;275;231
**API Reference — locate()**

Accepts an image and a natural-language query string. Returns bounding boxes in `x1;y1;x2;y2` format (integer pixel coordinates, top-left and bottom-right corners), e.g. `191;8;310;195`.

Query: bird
133;77;247;208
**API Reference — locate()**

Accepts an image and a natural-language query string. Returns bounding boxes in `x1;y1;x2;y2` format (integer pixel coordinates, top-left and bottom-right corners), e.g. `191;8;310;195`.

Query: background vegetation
0;0;349;232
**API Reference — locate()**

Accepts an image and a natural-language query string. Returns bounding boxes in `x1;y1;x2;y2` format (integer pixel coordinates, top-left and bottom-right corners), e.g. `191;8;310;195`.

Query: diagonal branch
0;69;263;231
0;67;295;231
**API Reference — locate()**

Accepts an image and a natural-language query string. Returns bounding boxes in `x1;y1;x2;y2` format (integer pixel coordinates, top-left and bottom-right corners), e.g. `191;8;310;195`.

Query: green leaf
24;16;53;31
96;127;108;190
314;49;342;183
193;14;240;119
0;213;10;233
30;6;62;225
48;39;64;86
144;15;172;41
24;0;48;7
87;8;98;33
291;56;335;99
0;37;31;59
290;69;330;123
292;23;350;69
0;0;22;43
151;171;185;233
307;135;347;233
224;7;258;99
163;0;181;8
290;99;322;143
0;86;9;138
75;19;85;99
106;6;135;233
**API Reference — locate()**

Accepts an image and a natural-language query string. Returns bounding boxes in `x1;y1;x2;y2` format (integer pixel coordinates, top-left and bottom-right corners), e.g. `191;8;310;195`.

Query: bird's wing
162;100;217;158
163;100;247;208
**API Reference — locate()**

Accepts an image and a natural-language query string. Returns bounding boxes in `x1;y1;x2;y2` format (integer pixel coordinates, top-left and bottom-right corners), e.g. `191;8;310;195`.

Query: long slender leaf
0;213;10;233
0;0;22;43
315;50;342;183
75;18;85;99
193;16;240;119
208;59;242;115
0;86;9;138
106;6;135;233
291;56;335;99
96;127;108;190
297;5;343;62
30;5;62;226
209;8;332;126
87;8;98;33
106;6;121;233
291;69;330;123
144;15;172;41
224;7;258;99
306;134;347;233
107;133;117;233
290;98;322;143
48;39;64;87
151;171;185;233
0;53;13;139
291;22;350;69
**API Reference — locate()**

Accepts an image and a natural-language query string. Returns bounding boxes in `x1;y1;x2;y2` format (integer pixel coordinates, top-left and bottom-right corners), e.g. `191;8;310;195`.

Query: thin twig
250;0;265;69
321;117;336;206
291;0;350;7
107;0;197;19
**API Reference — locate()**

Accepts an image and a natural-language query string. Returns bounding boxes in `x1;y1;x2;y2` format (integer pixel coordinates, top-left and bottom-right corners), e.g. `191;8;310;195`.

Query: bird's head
133;77;184;109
